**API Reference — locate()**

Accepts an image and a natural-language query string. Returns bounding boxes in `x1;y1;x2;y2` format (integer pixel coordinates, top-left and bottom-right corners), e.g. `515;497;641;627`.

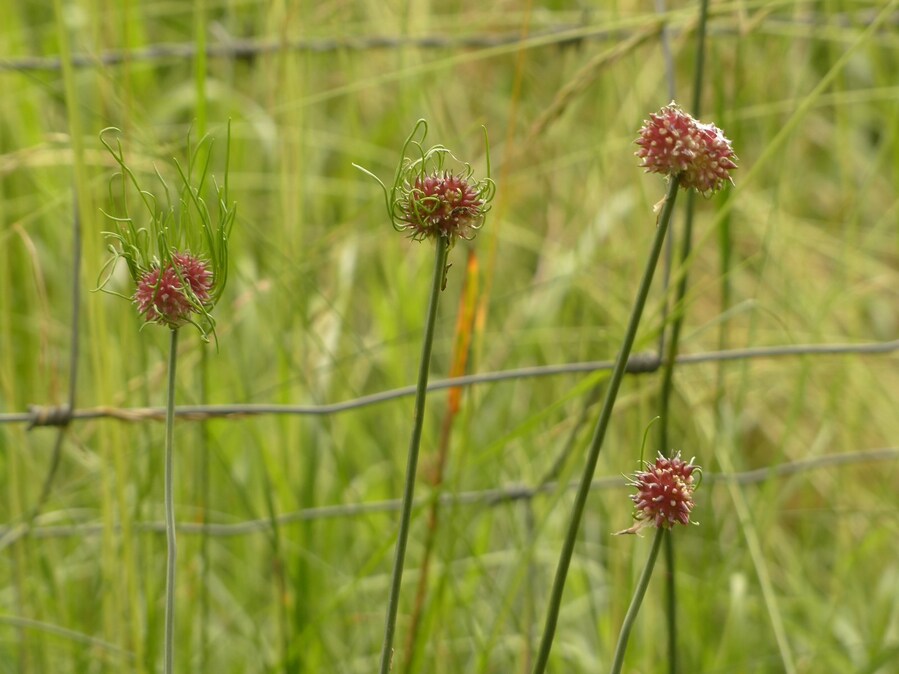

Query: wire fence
1;155;897;550
4;339;898;428
2;3;898;555
1;9;895;73
3;336;896;545
3;448;897;543
1;11;897;674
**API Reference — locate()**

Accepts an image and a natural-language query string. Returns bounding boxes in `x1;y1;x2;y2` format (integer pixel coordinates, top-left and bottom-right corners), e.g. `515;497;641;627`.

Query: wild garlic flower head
356;119;495;248
134;252;213;328
635;103;737;196
616;452;701;535
397;170;488;242
99;126;236;338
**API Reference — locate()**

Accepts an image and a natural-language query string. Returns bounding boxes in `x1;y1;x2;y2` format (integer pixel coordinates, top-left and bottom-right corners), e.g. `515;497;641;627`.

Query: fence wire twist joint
27;404;73;430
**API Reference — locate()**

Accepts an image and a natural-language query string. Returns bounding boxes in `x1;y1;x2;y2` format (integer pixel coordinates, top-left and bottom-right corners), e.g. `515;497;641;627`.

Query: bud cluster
134;252;213;328
99;126;235;337
617;452;700;535
635;103;737;195
398;171;488;242
356;119;495;249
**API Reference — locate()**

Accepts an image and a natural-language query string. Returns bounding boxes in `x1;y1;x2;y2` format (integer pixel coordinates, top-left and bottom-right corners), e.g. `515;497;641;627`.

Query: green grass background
1;1;898;672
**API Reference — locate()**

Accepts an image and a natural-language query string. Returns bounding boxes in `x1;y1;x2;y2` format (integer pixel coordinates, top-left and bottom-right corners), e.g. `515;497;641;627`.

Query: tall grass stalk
378;234;450;674
715;430;797;674
52;0;144;665
192;1;210;666
531;175;680;674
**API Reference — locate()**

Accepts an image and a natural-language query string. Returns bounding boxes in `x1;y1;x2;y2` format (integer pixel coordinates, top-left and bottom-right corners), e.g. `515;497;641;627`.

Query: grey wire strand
2;11;894;73
5;447;896;541
0;24;604;72
4;339;897;427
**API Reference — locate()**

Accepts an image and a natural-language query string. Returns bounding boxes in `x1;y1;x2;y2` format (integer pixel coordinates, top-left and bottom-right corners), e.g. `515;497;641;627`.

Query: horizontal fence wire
2;339;897;428
0;16;895;673
1;1;897;561
2;447;896;542
0;10;894;73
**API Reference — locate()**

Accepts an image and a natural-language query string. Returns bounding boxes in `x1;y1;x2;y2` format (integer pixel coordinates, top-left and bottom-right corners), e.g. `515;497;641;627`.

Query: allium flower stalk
98;126;235;674
635;102;737;196
532;113;689;674
617;452;701;535
357;120;494;674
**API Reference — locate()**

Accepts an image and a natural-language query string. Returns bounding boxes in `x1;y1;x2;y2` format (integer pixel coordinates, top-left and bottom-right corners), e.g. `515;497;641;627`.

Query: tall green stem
199;347;211;671
608;527;666;674
164;328;180;674
193;0;207;138
531;176;679;674
657;3;711;671
378;235;450;674
658;0;709;465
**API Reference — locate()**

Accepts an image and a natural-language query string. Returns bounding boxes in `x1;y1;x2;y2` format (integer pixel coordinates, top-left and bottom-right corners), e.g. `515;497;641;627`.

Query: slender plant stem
656;3;711;671
402;410;453;673
531;176;680;674
378;235;450;674
198;347;210;672
195;4;210;649
608;527;666;674
164;328;179;674
193;0;207;138
663;534;677;672
658;0;709;457
402;253;478;672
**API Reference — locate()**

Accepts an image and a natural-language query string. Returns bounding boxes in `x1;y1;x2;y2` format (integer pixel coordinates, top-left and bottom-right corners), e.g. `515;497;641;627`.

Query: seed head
134;253;213;328
635;103;737;196
616;452;700;535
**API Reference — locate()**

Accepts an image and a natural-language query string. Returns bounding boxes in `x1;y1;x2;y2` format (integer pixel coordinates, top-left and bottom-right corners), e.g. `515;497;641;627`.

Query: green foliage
0;1;897;673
